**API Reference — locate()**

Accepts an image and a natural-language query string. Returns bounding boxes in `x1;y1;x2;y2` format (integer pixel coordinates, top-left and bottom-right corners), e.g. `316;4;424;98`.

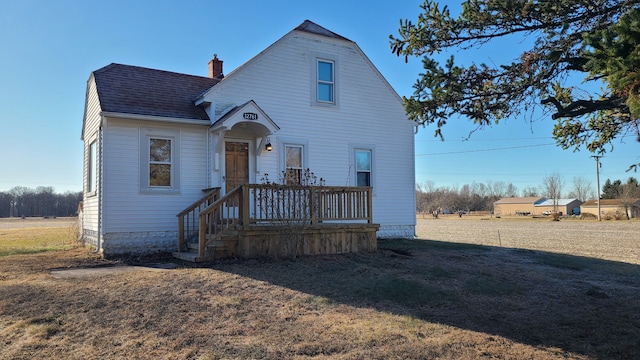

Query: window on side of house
87;140;97;194
149;137;172;187
355;149;372;187
285;145;303;185
317;60;334;103
140;128;180;193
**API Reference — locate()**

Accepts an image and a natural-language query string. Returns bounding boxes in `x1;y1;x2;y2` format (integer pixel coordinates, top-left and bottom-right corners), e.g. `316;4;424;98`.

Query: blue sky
1;0;638;195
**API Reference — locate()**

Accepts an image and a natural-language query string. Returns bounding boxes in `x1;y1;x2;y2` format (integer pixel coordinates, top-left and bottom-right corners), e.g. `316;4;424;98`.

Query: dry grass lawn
1;217;639;359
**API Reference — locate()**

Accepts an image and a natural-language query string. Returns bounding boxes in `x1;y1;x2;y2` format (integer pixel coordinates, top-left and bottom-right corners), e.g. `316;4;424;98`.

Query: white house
80;20;416;257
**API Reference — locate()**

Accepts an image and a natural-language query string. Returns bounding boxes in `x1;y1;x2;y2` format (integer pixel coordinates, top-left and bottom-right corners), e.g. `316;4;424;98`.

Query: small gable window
317;60;334;103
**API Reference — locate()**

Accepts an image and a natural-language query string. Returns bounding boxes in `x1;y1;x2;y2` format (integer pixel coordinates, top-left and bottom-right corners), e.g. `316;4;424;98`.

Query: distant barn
581;199;640;219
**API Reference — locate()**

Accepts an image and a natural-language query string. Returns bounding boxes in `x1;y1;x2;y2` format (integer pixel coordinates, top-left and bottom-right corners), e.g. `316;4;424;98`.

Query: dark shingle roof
294;20;352;42
93;63;219;121
91;21;346;121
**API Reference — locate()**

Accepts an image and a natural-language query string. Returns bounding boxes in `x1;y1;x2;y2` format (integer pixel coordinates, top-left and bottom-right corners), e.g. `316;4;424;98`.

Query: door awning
210;100;279;137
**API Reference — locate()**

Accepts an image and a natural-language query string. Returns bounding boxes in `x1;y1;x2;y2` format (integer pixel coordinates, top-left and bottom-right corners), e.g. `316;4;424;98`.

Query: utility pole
592;155;602;221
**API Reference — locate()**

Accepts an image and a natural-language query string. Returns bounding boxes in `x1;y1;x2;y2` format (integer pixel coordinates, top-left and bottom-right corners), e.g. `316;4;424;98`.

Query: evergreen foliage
391;0;640;169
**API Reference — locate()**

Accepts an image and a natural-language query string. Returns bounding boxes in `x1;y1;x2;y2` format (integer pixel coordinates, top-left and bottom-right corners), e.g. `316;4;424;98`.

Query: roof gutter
100;112;211;126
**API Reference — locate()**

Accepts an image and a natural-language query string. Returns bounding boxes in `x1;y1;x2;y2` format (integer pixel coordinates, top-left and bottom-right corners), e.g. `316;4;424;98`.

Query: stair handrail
177;188;220;217
196;185;244;257
176;188;220;252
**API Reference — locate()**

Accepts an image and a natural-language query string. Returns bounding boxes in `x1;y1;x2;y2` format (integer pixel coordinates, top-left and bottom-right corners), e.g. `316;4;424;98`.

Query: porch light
265;138;272;151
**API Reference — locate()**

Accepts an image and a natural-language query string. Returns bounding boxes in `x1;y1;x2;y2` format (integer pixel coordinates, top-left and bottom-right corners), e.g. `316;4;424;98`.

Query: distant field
416;216;640;264
0;217;78;257
0;217;77;230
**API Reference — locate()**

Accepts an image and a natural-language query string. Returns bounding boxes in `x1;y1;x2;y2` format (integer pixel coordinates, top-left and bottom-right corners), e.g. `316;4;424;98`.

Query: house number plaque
243;112;258;120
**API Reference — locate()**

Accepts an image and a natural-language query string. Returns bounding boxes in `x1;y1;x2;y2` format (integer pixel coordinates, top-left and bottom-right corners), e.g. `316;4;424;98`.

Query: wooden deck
173;184;378;262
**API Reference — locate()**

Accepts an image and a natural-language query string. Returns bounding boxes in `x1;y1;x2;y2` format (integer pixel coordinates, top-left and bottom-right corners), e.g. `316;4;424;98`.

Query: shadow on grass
212;238;640;359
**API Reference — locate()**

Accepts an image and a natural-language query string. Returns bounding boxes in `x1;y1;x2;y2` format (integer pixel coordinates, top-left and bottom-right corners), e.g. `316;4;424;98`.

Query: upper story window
317;60;334;103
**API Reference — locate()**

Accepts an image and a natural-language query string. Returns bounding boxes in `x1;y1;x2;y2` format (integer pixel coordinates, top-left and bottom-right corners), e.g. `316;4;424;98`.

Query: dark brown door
225;141;249;192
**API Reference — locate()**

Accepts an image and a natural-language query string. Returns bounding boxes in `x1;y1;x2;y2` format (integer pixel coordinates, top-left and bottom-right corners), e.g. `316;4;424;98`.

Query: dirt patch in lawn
1;219;639;359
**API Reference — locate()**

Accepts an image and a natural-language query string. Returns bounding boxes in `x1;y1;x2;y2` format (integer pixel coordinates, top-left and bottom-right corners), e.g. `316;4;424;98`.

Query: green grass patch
379;238;490;253
465;274;524;297
0;227;78;257
534;252;589;271
412;265;456;280
358;276;460;307
513;249;640;276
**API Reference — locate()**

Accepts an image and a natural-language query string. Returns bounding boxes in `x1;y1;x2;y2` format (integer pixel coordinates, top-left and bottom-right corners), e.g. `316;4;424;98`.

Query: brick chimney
208;54;223;79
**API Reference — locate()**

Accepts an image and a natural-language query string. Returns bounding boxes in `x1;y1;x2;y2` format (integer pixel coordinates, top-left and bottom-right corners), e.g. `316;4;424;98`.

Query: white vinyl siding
81;76;102;240
102;120;207;233
202;31;415;235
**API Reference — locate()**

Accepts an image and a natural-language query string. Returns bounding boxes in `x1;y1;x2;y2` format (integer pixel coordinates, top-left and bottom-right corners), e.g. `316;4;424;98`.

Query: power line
415;143;556;156
416;136;554;142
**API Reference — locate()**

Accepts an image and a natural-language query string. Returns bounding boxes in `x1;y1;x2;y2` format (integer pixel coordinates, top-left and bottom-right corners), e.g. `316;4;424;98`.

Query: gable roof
211;99;280;134
582;199;640;207
92;63;219;121
294;20;352;42
534;199;582;207
494;197;546;205
195;20;402;105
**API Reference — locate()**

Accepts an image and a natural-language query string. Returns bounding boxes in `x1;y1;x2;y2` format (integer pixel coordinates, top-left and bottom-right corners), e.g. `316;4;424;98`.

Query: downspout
94;117;104;253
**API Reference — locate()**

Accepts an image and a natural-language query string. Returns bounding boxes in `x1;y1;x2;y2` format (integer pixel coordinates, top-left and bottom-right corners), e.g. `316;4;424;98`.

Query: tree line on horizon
416;176;639;214
0;186;82;218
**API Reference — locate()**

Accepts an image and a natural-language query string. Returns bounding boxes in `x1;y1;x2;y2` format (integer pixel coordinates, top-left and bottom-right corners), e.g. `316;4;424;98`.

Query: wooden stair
172;228;239;262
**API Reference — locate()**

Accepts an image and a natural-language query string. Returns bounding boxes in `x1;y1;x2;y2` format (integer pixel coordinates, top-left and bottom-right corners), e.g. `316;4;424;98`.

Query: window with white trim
285;145;303;185
87;140;97;194
317;59;334;103
149;138;172;187
355;149;372;187
140;128;180;193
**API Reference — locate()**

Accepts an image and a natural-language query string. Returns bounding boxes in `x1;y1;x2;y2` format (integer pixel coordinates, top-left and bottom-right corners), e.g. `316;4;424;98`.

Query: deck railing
177;184;373;258
245;184;373;225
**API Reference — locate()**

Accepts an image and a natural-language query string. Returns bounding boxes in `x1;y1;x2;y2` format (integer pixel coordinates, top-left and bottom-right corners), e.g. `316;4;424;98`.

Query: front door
224;141;249;193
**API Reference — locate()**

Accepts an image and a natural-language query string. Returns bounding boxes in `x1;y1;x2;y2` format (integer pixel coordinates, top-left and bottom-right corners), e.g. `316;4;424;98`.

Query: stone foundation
377;225;415;239
101;231;178;257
